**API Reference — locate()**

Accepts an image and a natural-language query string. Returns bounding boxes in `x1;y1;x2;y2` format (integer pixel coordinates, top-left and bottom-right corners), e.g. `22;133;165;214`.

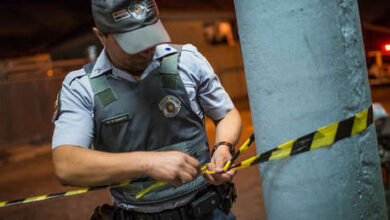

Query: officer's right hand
143;151;200;187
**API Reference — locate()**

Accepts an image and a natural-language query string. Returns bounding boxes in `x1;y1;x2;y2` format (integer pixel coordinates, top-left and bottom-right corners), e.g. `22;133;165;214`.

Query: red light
385;44;390;52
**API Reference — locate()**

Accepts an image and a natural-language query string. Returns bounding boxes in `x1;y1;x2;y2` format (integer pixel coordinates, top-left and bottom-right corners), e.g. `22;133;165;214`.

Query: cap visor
113;19;171;54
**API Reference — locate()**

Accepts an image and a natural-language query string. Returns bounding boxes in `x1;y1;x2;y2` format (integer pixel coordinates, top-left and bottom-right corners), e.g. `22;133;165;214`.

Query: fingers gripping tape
140;106;373;197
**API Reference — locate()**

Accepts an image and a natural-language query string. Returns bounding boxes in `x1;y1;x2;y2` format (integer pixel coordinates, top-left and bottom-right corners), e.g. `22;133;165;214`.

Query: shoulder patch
52;91;61;122
64;69;87;86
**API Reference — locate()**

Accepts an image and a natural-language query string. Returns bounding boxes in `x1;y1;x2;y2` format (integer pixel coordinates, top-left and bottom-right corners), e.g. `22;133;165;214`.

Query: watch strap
211;141;235;157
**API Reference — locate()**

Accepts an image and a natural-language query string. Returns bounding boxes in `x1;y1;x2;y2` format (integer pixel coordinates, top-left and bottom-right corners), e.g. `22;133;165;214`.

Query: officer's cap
92;0;171;54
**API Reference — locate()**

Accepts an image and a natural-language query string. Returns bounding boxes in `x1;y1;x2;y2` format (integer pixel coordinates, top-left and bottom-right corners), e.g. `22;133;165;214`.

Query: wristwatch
211;141;235;157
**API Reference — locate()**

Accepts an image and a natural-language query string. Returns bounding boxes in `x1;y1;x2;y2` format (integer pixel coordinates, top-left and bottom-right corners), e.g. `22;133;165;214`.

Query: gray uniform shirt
52;43;234;212
53;43;233;149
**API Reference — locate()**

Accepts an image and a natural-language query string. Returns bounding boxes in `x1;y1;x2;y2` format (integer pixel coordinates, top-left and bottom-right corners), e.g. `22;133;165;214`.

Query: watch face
128;2;147;20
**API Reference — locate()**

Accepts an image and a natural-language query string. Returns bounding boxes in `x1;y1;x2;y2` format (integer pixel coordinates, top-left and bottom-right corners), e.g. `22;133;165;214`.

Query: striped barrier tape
0;105;374;206
137;105;374;197
0;177;150;208
136;134;256;199
229;105;373;170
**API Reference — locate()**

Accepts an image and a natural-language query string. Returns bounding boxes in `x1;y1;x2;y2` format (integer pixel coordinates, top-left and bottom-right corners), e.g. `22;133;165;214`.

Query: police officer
52;0;242;219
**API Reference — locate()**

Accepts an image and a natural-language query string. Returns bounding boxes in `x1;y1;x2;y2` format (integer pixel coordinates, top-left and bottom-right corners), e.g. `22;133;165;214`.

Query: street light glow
385;44;390;52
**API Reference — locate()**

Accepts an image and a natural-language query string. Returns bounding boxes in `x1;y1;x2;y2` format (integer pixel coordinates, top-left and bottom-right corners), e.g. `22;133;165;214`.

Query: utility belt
90;182;236;220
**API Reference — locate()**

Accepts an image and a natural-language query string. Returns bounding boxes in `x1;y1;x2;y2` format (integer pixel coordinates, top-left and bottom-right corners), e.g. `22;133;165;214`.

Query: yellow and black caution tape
0;106;374;207
0;177;149;208
137;105;373;197
136;134;256;199
229;105;373;170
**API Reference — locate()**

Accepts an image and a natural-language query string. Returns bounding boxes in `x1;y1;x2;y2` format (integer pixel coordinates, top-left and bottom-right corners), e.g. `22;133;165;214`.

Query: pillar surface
233;0;387;219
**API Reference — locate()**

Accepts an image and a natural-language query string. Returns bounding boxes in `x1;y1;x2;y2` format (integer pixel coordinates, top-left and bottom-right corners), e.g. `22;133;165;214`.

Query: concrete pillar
233;0;387;219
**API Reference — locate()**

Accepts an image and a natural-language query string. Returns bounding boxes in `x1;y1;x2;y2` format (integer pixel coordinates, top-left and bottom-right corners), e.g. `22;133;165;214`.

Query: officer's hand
144;151;200;187
202;146;236;185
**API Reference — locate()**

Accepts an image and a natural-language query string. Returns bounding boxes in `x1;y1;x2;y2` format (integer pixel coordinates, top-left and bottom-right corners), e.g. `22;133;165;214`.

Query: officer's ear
92;27;107;46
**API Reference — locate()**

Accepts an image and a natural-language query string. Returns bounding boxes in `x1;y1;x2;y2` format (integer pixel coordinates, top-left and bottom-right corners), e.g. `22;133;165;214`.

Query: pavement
0;144;51;165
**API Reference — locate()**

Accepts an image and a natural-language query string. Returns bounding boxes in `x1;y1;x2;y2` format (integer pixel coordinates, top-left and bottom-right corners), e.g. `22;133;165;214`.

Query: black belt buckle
133;213;154;220
189;191;221;218
158;209;181;220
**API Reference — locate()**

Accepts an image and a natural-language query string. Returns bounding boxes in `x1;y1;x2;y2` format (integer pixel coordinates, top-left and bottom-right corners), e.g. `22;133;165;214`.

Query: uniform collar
89;44;177;79
90;48;113;78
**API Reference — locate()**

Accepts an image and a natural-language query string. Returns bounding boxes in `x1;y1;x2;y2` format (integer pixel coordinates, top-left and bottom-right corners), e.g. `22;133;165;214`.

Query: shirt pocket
97;113;132;152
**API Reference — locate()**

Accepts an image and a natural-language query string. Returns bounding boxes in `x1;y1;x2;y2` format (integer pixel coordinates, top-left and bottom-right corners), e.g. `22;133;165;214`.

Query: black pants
91;183;236;220
91;204;235;220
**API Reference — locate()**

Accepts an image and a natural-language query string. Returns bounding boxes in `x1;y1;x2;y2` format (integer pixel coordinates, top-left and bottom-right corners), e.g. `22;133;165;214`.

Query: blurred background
1;0;390;219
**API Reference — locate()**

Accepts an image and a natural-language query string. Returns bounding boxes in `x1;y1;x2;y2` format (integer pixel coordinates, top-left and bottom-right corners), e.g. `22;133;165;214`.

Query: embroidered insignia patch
112;9;130;22
52;91;61;122
128;2;147;20
158;95;181;118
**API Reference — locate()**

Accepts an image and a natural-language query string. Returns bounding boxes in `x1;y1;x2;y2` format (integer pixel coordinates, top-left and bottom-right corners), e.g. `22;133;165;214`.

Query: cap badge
129;2;147;20
159;95;181;118
112;9;130;22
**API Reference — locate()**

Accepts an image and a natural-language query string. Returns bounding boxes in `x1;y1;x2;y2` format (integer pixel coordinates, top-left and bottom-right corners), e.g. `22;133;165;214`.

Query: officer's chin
134;60;152;70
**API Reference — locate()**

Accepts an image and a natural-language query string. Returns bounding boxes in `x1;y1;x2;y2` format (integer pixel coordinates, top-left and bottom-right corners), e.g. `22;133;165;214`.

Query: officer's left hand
202;145;236;185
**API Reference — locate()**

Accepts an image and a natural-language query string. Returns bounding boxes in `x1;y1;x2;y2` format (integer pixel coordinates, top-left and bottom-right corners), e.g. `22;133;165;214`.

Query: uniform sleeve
51;70;95;149
181;44;234;121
